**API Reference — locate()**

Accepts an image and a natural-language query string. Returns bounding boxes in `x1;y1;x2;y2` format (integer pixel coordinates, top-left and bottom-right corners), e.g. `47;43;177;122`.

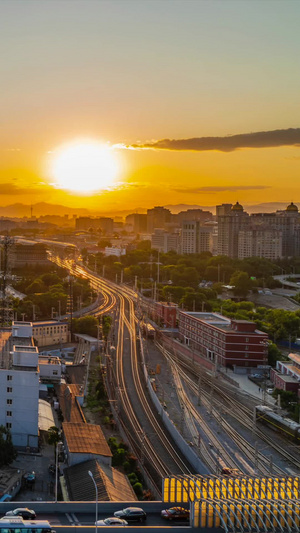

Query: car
161;507;190;521
267;388;274;394
5;508;36;520
114;507;146;522
95;518;128;527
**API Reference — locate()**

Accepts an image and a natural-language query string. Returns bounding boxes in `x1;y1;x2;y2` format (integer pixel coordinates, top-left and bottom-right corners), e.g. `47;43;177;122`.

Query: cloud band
131;128;300;152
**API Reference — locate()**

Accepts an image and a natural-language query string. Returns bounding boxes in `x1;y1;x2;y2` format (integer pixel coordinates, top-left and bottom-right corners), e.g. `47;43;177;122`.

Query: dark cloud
0;183;44;195
172;185;270;194
132;128;300;152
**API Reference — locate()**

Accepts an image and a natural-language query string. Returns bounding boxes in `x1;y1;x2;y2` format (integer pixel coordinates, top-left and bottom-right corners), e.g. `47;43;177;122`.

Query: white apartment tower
0;322;39;449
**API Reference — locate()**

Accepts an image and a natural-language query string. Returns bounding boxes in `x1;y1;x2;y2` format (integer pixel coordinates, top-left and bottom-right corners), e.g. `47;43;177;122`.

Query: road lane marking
71;513;80;525
65;513;74;524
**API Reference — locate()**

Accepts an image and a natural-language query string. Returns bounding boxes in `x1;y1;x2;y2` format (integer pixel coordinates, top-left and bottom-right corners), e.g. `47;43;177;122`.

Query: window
7;387;12;393
6;399;12;405
6;423;12;430
53;371;58;376
246;338;249;342
7;375;12;381
6;411;12;417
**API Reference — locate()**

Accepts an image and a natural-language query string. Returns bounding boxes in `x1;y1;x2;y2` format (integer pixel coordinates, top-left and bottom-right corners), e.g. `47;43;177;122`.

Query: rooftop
63;422;112;457
38;356;61;365
182;311;265;335
32;320;66;327
64;459;136;502
74;333;99;343
288;353;300;366
59;384;85;424
38;399;55;432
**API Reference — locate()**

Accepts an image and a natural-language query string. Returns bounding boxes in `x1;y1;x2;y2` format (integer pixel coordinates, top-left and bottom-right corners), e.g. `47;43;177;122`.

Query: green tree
73;316;98;337
102;315;112;342
47;426;60;458
230;271;253;298
0;426;17;467
268;343;284;367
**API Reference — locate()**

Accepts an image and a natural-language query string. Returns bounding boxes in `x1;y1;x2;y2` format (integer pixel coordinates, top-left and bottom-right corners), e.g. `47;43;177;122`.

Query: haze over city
1;0;300;213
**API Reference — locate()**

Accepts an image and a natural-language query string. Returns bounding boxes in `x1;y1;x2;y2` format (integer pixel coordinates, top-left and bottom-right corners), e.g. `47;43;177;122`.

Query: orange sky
1;1;300;213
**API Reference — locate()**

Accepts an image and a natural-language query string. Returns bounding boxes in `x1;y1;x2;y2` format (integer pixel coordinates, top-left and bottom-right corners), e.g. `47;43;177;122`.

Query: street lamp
88;470;98;533
55;440;63;502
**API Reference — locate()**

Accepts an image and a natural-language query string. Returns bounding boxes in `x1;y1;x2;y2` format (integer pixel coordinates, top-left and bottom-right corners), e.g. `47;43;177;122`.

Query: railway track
51;257;194;491
157;341;300;474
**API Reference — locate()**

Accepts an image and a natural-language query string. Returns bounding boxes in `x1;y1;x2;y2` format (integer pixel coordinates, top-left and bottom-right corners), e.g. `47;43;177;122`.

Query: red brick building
178;311;268;368
141;297;177;328
270;353;300;393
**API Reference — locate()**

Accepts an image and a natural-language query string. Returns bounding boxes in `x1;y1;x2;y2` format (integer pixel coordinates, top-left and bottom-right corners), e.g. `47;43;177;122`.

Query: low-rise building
32;320;69;346
62;422;113;467
141;298;177;328
270;353;300;392
38;355;62;382
63;458;136;502
178;312;268;368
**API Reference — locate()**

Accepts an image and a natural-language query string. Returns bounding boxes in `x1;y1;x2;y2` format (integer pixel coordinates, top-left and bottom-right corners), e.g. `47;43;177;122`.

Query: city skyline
1;0;300;210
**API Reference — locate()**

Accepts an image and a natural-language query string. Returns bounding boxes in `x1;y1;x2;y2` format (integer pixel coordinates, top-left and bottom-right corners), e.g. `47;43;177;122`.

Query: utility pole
254;441;258;473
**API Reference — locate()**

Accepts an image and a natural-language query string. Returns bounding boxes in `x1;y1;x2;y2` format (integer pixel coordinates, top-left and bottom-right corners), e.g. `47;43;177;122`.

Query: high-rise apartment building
147;206;171;233
151;229;179;253
217;202;249;257
238;228;282;260
125;213;147;233
217;202;299;259
180;221;213;254
0;322;40;449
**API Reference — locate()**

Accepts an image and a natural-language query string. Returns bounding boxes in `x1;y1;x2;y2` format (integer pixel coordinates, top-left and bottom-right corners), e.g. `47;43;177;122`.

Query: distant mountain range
0;201;297;218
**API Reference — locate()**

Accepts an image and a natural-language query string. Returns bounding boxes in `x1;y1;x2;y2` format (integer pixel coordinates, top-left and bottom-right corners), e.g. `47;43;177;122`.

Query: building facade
180;221;213;254
178;311;268;368
217;202;300;259
32;320;69;347
151;229;179;253
0;322;40;449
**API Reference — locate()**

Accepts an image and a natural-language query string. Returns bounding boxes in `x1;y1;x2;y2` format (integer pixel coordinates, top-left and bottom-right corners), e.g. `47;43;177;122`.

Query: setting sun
50;141;119;194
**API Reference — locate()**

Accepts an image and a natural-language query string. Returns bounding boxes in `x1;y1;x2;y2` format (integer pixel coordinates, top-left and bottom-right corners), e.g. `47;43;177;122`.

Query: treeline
12;265;95;321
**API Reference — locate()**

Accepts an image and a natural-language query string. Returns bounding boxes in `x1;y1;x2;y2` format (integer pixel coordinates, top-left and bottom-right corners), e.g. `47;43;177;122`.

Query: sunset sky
1;0;300;213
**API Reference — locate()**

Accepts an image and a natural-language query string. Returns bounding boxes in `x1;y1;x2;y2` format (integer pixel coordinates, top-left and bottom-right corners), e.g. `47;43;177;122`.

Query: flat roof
63;422;112;457
74;333;98;343
13;345;38;353
181;311;265;334
32;320;66;326
38;356;61;365
278;374;299;383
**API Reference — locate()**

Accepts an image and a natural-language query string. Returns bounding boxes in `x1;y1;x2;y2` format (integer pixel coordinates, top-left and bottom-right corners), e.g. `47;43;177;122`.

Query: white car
95;518;128;527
